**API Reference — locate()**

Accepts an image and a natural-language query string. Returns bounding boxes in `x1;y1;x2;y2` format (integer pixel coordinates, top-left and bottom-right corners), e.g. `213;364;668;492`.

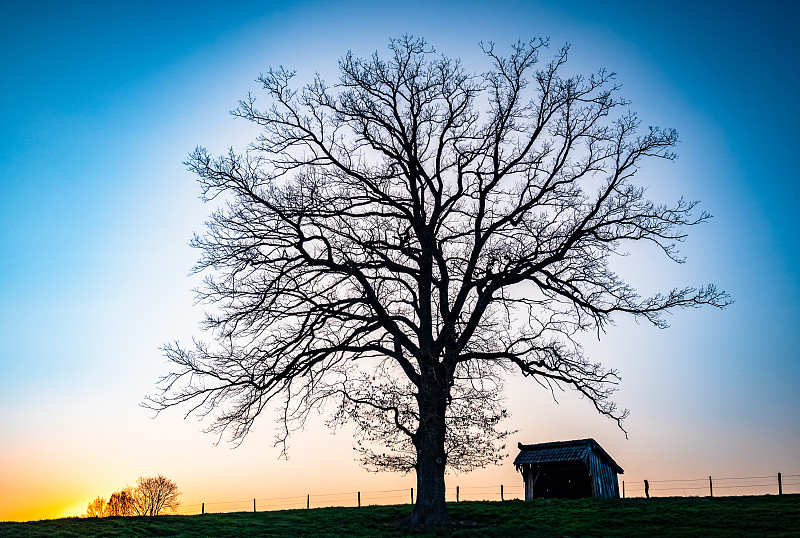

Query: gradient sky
2;0;799;522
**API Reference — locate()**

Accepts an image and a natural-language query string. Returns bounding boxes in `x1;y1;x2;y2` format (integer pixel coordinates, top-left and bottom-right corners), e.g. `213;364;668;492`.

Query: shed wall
586;450;620;498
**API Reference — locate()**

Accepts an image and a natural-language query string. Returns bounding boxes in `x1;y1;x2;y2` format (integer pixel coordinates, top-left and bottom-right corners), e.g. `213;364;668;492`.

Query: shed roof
514;438;623;474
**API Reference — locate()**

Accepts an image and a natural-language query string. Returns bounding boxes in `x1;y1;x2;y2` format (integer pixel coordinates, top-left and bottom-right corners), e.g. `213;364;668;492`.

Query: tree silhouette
132;475;181;516
84;496;106;518
106;487;135;517
147;36;728;526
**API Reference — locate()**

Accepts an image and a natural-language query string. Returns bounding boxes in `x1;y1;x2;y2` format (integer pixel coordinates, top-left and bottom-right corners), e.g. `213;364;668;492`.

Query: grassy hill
2;496;799;537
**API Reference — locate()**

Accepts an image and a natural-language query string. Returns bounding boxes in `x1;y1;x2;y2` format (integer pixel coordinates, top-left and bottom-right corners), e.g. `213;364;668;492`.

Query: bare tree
146;36;728;526
83;496;106;518
132;475;181;516
106;487;136;517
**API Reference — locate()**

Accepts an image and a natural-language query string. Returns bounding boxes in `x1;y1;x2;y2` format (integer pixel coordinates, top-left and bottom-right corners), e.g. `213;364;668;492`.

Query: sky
2;0;799;522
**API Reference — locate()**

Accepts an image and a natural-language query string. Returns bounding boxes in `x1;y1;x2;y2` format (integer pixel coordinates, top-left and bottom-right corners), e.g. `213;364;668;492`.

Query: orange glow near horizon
3;377;799;522
0;476;87;522
0;439;126;522
19;501;86;523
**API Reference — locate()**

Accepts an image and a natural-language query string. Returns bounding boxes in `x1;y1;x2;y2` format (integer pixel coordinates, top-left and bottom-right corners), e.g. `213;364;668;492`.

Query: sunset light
1;0;798;531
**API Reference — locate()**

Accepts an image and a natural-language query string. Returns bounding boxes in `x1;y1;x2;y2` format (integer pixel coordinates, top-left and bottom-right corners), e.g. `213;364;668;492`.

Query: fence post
411;487;414;504
501;484;504;501
644;479;650;499
307;494;310;509
358;491;361;507
202;502;204;515
622;481;625;499
778;473;783;495
253;498;256;513
456;485;459;502
709;476;713;498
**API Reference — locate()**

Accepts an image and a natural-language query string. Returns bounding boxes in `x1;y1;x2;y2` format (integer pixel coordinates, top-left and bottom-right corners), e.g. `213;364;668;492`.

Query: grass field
2;495;799;537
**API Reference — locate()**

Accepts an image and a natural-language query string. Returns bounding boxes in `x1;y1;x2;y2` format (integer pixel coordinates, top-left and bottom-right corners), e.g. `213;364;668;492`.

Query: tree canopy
147;36;728;526
82;476;180;518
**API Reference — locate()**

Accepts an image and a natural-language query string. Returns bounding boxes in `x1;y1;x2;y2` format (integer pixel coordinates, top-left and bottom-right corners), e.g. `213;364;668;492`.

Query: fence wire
622;473;796;498
174;472;797;514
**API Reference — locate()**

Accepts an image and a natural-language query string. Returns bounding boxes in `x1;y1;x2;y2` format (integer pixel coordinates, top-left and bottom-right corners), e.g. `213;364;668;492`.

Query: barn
514;438;624;499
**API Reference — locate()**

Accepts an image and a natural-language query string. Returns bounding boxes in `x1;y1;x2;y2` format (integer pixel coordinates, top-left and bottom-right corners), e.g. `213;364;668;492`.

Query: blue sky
1;0;799;520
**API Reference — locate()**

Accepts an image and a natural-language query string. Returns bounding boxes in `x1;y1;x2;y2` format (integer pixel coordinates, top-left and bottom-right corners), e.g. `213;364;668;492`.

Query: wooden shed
514;438;623;499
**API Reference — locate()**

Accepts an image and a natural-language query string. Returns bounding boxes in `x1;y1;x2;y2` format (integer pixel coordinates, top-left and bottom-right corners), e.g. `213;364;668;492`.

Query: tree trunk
401;378;452;528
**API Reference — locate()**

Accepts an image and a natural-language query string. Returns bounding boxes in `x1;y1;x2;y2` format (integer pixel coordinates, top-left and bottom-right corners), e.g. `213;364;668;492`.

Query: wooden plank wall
587;450;620;498
523;465;534;500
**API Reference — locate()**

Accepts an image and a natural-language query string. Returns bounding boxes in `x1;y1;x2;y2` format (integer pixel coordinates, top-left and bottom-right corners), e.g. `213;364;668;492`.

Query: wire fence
622;473;799;499
175;485;524;515
173;472;797;515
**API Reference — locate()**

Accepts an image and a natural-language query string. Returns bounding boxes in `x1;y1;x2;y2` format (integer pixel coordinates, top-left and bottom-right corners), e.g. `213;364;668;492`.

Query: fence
622;473;799;499
174;472;798;515
175;485;524;515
